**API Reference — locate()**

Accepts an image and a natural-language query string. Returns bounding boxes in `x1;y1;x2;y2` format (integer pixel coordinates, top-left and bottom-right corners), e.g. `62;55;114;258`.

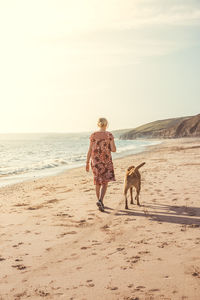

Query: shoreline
0;139;162;189
0;137;200;299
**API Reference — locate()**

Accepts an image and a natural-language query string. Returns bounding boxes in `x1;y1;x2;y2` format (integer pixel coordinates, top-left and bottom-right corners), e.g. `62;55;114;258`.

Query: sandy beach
0;138;200;300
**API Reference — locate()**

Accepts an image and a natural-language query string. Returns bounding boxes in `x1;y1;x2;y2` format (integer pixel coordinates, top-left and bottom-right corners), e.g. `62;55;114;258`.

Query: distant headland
113;114;200;139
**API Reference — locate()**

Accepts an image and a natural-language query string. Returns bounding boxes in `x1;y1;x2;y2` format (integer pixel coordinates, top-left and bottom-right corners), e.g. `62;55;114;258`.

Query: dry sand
0;138;200;300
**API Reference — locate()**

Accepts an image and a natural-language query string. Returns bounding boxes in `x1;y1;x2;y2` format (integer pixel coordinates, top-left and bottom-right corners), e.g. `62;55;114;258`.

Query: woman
86;118;116;211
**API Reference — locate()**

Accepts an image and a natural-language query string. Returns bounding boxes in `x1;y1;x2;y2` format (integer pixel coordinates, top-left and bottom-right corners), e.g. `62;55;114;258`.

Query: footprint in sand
14;203;28;207
56;212;73;217
192;271;200;278
83;188;93;192
59;189;73;193
116;247;125;251
125;217;136;222
15;258;23;262
86;283;95;287
138;251;150;255
127;255;140;265
92;241;101;246
14;292;27;299
46;247;52;251
124;296;140;300
27;205;43;210
13;242;24;248
106;286;118;291
46;199;59;204
24;229;31;233
80;246;90;250
158;242;169;248
101;224;110;231
71;253;78;257
12;264;27;270
85;280;95;287
77;220;89;227
59;231;77;237
35;186;45;190
136;286;145;290
35;289;50;297
79;219;86;223
149;288;160;292
0;257;6;261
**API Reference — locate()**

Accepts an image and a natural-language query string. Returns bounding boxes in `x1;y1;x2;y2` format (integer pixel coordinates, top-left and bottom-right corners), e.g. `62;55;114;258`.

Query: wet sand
0;138;200;300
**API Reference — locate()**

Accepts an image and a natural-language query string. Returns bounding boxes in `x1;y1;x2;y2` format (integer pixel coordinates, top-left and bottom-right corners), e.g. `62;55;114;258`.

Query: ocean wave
0;159;70;177
117;144;137;153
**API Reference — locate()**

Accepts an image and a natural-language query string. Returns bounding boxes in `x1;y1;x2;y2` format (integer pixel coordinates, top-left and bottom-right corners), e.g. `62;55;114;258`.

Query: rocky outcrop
120;114;200;139
163;114;200;138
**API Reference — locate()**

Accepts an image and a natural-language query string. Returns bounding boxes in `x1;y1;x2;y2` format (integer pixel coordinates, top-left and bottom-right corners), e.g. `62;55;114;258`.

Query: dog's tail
128;162;145;175
135;162;145;171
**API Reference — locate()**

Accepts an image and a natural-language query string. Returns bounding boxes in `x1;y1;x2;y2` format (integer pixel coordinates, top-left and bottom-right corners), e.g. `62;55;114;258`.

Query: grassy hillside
120;116;192;139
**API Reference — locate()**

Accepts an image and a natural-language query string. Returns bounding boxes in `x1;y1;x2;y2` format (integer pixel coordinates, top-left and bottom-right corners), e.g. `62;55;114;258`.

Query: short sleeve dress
89;131;116;185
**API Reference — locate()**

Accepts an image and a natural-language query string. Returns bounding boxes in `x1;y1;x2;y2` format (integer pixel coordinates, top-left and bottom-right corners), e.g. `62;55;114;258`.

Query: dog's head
126;166;135;177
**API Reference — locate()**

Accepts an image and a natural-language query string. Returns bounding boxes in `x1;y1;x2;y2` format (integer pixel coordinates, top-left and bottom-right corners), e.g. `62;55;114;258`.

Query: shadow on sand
103;202;200;226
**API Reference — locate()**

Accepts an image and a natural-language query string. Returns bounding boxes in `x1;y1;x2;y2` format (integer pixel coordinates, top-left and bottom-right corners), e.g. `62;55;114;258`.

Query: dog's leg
125;194;129;209
136;185;141;206
130;187;133;204
124;182;129;209
124;188;129;209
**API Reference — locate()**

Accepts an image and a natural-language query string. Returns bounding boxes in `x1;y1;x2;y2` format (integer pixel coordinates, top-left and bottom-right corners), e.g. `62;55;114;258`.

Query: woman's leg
95;184;101;200
96;183;104;211
99;182;108;204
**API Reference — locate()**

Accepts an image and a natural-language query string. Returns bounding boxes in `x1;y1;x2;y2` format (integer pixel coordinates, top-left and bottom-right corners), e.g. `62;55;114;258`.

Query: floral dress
90;131;116;185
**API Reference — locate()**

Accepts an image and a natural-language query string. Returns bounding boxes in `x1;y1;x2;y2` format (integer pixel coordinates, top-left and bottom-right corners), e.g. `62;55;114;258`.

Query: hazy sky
0;0;200;133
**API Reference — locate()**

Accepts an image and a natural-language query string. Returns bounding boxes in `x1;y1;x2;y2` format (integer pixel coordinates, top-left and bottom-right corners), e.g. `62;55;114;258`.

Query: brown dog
123;162;145;209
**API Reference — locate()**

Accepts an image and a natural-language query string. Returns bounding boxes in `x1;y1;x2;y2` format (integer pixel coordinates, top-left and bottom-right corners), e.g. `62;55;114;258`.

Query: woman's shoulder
89;132;96;141
90;131;101;140
90;131;114;140
90;131;99;138
106;131;114;140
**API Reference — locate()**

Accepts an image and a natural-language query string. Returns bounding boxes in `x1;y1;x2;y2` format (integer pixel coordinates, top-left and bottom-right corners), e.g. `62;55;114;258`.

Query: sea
0;133;160;187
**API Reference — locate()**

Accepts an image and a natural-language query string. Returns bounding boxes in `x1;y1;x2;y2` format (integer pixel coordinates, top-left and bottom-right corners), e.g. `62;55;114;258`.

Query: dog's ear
128;169;135;176
127;165;135;172
127;166;135;176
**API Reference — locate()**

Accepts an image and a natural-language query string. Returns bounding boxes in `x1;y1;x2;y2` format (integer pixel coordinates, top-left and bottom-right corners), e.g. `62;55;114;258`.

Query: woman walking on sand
86;118;116;212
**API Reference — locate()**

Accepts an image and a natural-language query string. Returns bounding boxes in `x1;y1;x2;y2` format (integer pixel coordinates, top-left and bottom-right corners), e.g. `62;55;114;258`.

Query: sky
0;0;200;133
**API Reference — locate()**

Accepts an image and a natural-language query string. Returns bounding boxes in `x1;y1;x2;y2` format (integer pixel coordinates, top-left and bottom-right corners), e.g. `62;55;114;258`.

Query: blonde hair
97;117;108;128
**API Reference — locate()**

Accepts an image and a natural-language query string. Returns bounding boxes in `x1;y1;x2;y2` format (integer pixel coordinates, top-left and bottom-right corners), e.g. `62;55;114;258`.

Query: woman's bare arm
86;143;92;172
110;139;116;152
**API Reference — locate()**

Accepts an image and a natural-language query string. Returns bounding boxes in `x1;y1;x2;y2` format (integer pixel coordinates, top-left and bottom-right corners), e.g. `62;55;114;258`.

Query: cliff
120;114;200;139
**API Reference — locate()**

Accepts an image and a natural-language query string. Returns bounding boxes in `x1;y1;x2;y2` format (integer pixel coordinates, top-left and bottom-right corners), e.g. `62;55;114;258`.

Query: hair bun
97;118;108;128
